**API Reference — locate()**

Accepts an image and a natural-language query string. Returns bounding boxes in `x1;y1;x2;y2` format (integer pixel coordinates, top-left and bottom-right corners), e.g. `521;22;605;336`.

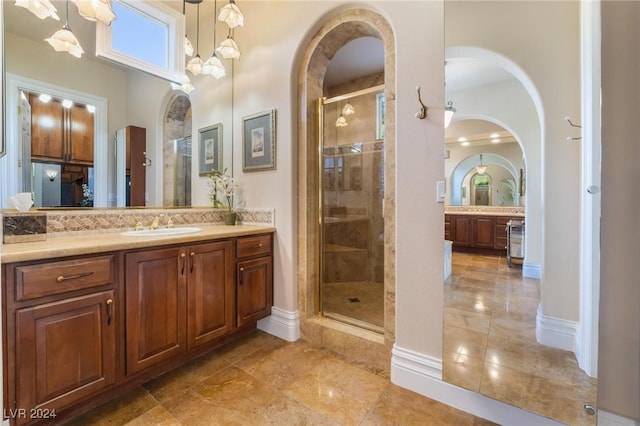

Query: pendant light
475;154;487;174
170;75;195;94
335;103;348;128
15;0;60;20
71;0;116;25
217;0;244;28
216;29;241;60
342;102;355;116
186;2;204;75
444;100;456;128
203;0;226;79
182;0;194;56
45;0;84;58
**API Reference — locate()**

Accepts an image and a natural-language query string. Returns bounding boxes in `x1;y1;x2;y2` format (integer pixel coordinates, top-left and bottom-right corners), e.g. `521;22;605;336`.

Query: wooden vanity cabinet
124;240;235;375
446;214;522;253
236;234;273;327
3;254;117;425
473;216;496;249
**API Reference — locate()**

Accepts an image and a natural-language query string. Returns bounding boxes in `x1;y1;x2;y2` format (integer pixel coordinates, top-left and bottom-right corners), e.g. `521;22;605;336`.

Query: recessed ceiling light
39;94;52;103
62;99;73;109
457;137;467;142
490;132;500;138
491;138;500;144
86;105;96;114
461;141;470;147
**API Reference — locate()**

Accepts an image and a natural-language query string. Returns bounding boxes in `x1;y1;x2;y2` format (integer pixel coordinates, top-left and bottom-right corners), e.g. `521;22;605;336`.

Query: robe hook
415;86;428;120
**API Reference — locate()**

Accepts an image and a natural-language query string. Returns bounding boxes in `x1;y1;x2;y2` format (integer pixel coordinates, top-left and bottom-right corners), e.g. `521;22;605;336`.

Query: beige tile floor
68;330;496;426
443;252;597;426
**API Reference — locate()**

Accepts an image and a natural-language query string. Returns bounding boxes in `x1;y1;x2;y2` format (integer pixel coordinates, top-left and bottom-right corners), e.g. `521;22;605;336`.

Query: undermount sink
121;227;202;237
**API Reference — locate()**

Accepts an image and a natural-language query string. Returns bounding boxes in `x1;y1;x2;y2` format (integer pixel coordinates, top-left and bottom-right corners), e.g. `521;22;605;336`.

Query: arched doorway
296;8;396;362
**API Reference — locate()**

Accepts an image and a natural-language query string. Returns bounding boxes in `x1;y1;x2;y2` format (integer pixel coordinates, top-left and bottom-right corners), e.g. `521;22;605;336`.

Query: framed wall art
198;123;223;176
242;109;276;172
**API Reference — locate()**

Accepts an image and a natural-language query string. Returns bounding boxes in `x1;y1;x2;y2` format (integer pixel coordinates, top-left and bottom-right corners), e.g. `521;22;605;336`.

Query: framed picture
198;124;223;176
243;109;276;172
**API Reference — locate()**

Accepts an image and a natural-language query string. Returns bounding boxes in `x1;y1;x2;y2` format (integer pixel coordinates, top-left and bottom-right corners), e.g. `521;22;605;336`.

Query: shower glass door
319;85;385;333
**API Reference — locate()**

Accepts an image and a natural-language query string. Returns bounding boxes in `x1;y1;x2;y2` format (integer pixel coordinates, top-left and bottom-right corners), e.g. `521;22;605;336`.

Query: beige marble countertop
1;224;275;263
445;210;525;217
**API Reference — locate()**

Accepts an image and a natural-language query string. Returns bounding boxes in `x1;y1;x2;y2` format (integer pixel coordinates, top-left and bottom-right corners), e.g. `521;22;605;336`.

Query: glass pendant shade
218;1;244;28
184;36;194;56
335;114;348;128
45;25;84;58
203;54;226;79
186;54;204;75
71;0;116;25
170;75;194;94
15;0;60;20
475;154;487;174
216;36;241;59
444;100;456;128
342;102;355;116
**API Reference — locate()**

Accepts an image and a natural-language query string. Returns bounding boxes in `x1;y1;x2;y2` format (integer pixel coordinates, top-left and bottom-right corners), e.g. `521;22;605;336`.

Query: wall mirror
443;2;596;425
2;0;233;208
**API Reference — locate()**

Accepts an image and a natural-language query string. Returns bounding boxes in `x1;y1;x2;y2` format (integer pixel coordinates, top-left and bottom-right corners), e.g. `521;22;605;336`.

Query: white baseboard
390;344;563;425
536;305;578;352
523;261;541;279
257;307;300;342
598;410;640;426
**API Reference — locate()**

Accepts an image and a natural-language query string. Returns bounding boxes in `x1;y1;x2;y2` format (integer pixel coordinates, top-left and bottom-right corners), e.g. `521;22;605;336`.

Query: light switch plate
436;181;445;203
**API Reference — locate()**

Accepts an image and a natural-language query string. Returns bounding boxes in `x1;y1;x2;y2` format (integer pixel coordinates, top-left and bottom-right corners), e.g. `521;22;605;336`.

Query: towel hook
415;86;428;120
565;116;582;142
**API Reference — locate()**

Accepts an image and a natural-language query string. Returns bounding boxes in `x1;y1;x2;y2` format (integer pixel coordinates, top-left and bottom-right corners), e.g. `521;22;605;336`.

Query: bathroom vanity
1;225;274;425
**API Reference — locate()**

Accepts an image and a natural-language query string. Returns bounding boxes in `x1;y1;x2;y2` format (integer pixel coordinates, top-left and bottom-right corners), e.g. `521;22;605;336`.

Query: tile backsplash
0;208;274;242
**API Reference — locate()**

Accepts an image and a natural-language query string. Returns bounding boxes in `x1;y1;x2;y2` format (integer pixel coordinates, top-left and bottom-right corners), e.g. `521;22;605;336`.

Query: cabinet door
451;216;472;247
14;291;116;420
187;241;234;349
237;256;273;327
473;216;496;248
30;95;64;162
67;104;94;165
125;247;186;375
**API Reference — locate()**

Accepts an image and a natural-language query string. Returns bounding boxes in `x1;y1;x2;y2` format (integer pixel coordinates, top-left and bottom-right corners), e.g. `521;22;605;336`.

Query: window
96;0;184;82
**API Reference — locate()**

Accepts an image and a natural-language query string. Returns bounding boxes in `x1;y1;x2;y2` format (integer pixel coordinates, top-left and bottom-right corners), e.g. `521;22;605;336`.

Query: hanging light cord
196;2;200;54
213;0;217;47
65;0;70;29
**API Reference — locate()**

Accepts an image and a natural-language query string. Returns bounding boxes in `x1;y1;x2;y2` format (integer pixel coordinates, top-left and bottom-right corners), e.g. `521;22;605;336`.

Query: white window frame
96;0;184;83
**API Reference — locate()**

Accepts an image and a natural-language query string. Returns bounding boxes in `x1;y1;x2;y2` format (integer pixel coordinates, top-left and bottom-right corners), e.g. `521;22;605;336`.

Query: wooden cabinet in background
446;213;521;254
29;94;94;165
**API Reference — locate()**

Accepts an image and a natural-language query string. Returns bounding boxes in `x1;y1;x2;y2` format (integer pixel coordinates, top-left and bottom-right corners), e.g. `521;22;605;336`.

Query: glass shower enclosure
318;85;385;333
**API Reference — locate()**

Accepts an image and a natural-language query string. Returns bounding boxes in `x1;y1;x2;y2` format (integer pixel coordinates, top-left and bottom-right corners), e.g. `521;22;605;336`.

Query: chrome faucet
166;214;176;228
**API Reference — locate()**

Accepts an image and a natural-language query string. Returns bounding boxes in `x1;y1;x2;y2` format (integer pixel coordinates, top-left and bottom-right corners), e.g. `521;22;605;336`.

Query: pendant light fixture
335;103;348;128
342;102;355;116
444;100;456;128
182;0;194;56
203;0;226;79
170;74;195;94
216;29;241;60
45;0;84;58
15;0;60;20
475;154;487;174
70;0;116;25
217;0;244;28
186;2;204;75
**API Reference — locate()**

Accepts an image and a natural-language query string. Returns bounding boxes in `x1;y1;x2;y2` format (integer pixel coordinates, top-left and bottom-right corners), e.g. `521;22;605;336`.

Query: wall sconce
444;101;456;128
44;169;58;181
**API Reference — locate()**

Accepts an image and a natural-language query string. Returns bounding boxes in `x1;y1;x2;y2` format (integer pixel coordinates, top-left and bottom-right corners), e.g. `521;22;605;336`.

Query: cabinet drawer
14;255;115;301
237;234;272;259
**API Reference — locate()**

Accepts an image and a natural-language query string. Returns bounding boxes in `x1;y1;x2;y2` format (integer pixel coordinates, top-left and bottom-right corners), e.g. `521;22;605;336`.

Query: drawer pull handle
180;253;186;275
239;267;244;285
190;252;195;273
251;243;263;249
106;299;113;326
56;271;94;283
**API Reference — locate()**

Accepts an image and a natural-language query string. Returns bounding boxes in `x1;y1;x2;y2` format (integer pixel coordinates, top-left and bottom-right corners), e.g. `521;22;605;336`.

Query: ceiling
324;37;384;88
